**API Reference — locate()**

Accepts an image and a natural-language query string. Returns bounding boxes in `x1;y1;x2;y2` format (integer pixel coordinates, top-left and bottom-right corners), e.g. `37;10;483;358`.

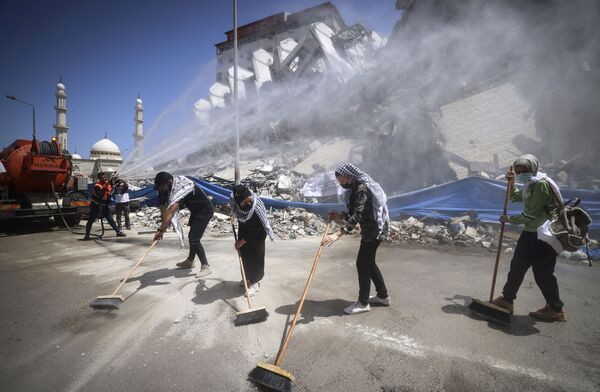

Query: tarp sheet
129;176;600;229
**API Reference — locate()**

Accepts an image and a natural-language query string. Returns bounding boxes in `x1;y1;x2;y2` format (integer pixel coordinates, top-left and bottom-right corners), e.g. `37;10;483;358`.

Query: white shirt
115;191;130;203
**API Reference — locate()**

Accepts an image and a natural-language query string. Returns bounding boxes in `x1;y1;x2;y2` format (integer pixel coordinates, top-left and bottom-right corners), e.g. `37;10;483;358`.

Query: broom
468;170;513;324
231;217;269;326
248;221;331;392
90;240;158;310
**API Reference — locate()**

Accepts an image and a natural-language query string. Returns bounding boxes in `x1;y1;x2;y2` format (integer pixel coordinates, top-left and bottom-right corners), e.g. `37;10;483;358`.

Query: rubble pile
268;208;328;240
238;159;310;202
127;205;328;240
128;178;154;189
388;214;517;251
127;203;518;250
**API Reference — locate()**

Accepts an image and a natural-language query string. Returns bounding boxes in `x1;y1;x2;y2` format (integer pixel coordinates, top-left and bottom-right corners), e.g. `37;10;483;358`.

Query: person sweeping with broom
322;162;391;315
153;172;214;278
230;184;274;296
491;154;566;322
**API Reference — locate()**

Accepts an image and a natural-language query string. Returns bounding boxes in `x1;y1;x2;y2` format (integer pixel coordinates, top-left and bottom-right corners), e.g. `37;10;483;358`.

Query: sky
0;0;398;158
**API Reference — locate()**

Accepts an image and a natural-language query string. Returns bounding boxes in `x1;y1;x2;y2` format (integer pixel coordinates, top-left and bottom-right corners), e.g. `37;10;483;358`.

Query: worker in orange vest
83;172;126;240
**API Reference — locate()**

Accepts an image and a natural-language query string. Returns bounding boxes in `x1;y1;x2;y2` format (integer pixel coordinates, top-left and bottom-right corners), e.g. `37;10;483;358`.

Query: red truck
0;138;89;226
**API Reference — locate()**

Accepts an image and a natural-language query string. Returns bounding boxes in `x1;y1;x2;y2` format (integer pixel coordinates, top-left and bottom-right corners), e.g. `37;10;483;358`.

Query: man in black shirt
153;172;214;277
322;163;391;315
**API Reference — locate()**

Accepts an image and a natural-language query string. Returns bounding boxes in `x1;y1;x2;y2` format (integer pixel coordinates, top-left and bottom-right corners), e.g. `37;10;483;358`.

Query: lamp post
6;95;36;140
233;0;240;185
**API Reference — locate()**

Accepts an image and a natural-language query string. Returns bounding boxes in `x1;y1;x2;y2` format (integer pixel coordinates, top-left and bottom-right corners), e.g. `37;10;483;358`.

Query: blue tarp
129;176;600;229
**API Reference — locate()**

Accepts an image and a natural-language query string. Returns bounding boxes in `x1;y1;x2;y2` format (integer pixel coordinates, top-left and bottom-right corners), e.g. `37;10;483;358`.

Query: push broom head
249;362;294;392
90;295;124;310
234;307;269;326
468;298;511;324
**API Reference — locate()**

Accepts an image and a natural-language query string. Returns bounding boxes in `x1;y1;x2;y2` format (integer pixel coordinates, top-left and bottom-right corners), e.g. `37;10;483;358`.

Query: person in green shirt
491;154;566;322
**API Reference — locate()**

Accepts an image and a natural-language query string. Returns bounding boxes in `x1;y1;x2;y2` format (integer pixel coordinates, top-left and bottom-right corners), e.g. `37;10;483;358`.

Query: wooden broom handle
275;221;331;367
231;217;254;309
111;240;158;296
489;168;513;302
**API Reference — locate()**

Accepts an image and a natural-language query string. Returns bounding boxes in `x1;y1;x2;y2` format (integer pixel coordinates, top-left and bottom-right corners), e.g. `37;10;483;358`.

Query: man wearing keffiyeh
322;163;391;315
230;185;274;296
153;172;215;277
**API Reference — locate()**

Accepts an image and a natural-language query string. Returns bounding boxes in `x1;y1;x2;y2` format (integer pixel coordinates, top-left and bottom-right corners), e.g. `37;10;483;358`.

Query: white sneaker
344;302;370;315
368;295;391;306
196;264;211;278
245;282;260;297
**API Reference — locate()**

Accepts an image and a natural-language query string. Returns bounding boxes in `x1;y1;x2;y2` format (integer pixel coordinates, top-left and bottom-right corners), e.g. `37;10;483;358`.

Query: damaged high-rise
194;2;387;120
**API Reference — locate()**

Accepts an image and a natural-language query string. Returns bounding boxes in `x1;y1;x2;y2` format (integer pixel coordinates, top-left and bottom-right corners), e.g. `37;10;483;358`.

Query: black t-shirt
179;185;214;217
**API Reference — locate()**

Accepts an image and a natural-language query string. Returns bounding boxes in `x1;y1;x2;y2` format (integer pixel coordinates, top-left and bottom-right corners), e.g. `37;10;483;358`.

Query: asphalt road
1;222;599;392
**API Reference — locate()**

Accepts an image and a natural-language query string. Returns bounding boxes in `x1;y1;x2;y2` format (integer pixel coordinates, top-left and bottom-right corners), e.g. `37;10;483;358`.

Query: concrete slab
433;83;543;172
293;138;356;176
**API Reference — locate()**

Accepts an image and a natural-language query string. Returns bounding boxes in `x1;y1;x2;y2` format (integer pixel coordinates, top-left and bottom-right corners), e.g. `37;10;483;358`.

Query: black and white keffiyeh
167;175;195;247
229;188;274;241
335;162;390;240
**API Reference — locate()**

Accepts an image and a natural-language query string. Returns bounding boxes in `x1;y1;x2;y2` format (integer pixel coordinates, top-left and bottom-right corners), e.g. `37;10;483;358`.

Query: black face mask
157;185;171;205
241;203;252;211
340;182;353;189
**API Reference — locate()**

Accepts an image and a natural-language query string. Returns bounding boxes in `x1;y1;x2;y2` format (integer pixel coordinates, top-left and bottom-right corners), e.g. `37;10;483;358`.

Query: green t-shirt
508;180;559;232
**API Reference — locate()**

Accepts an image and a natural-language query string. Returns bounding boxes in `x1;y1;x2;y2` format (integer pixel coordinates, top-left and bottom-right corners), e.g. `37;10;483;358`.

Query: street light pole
6;95;36;140
233;0;240;185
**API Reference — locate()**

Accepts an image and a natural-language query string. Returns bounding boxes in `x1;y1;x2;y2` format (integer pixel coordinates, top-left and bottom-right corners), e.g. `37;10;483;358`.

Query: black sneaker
83;235;91;241
117;231;126;237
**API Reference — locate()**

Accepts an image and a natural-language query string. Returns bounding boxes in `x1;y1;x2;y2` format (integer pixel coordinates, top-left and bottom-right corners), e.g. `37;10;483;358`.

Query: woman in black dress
230;185;274;296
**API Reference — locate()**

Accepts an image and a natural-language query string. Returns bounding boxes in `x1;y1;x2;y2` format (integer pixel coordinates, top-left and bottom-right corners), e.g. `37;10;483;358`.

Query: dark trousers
502;231;564;311
187;214;211;265
115;202;130;229
85;202;121;235
356;240;388;305
240;240;265;284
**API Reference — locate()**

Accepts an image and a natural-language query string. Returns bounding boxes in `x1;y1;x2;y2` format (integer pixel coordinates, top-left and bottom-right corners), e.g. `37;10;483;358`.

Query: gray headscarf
513;153;540;176
513;154;563;204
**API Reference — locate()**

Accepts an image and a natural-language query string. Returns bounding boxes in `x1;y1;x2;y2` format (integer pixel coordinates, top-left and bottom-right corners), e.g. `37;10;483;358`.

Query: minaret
53;78;69;152
134;94;144;160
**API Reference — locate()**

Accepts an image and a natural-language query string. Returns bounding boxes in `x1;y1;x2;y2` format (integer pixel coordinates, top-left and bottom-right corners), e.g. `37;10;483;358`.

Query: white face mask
517;173;534;183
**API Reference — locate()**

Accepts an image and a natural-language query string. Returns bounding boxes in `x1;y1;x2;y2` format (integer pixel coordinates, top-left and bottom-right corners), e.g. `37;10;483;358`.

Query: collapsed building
382;0;600;188
127;0;599;198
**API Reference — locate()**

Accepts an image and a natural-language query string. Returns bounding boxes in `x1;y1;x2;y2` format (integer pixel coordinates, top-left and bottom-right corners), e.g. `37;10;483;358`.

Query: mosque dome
136;97;143;104
71;153;82;159
57;82;65;90
89;138;122;161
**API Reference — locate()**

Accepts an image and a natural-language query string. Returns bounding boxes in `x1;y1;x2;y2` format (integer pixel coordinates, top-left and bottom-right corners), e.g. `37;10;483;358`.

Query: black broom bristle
90;297;122;310
468;298;511;324
234;308;269;326
249;366;292;392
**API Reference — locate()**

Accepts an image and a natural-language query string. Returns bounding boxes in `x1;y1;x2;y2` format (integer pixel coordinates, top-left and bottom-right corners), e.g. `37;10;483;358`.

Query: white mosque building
53;79;143;180
71;135;123;180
